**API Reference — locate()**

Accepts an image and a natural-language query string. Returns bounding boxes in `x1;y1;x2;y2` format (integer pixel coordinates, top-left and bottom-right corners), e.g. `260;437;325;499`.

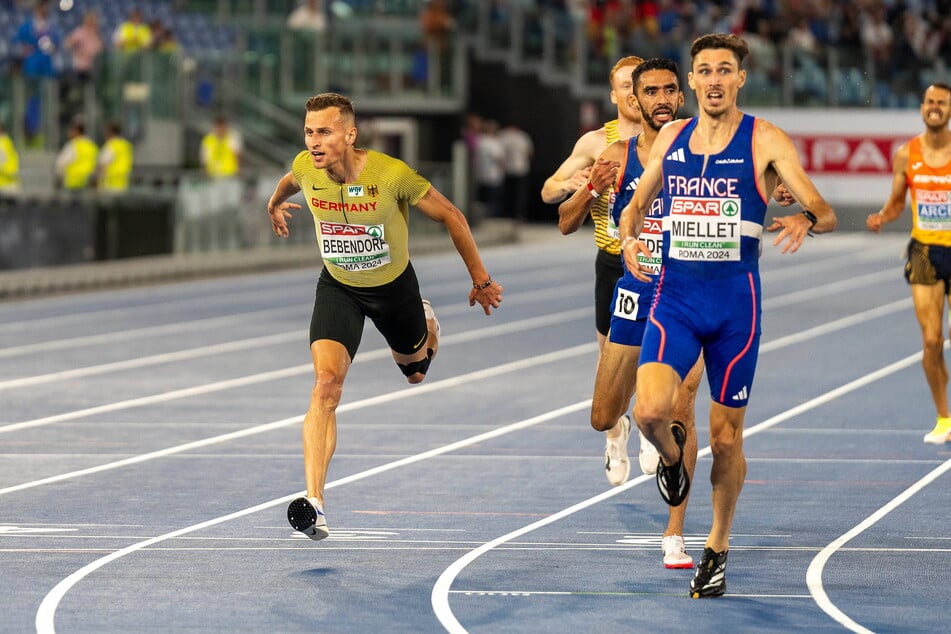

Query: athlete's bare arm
267;171;302;238
759;120;837;252
541;128;607;204
867;142;911;232
415;186;503;315
557;141;624;235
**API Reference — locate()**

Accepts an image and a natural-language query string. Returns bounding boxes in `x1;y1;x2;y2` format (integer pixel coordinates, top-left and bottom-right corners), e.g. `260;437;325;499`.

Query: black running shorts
905;238;951;294
310;262;427;359
595;248;625;337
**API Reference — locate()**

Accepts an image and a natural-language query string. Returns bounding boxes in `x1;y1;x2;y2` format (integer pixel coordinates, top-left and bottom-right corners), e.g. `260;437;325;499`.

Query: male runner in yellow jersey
541;56;649;487
867;82;951;444
266;93;504;541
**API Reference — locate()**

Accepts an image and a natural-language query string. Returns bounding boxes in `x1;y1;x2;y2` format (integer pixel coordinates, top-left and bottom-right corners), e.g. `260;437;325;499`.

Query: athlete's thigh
639;301;702;382
910;282;946;338
310;270;365;360
703;319;760;408
593;340;639;420
365;263;428;356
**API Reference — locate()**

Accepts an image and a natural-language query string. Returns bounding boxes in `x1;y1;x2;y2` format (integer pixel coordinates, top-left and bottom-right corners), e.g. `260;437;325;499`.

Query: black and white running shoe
690;547;728;598
655;420;690;507
287;496;329;541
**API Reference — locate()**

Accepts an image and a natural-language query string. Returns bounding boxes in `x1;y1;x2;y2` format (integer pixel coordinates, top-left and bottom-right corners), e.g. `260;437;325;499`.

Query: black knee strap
398;354;432;377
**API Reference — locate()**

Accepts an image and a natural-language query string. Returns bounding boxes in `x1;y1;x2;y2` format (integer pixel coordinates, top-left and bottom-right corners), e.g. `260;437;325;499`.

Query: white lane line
34;399;592;634
0;333;300;390
1;288;908;430
0;282;305;333
805;458;951;634
0;305;299;359
759;298;910;352
763;270;894;309
27;289;920;631
430;348;931;634
0;343;597;497
448;590;814;599
0;307;591;434
0;283;593;390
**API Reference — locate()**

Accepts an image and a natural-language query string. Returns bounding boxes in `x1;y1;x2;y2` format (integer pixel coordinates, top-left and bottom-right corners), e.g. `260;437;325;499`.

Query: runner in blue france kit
618;33;836;598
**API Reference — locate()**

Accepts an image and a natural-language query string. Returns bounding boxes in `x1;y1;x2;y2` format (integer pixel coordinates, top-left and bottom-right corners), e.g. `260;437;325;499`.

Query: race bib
667;197;741;262
318;221;391;271
613;287;641;321
637;200;665;274
916;190;951;231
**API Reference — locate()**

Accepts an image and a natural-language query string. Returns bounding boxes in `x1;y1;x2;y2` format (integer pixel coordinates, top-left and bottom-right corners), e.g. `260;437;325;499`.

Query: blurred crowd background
0;0;946;270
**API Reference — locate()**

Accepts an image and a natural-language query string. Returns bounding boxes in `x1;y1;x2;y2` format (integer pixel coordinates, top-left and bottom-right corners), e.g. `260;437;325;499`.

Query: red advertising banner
789;135;908;174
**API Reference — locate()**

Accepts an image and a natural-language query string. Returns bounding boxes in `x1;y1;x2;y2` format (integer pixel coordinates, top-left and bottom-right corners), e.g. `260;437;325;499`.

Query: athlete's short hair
305;93;356;121
689;33;749;67
631;57;681;93
925;82;951;100
609;55;644;86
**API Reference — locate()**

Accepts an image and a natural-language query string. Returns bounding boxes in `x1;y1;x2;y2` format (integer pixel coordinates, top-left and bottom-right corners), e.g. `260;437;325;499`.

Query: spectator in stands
12;0;60;146
420;0;454;51
200;115;242;180
12;0;59;78
473;118;506;218
859;2;893;67
97;121;134;193
498;120;534;221
150;20;180;54
417;0;455;88
113;8;152;52
65;10;104;83
54;119;98;191
287;0;328;33
0;123;21;195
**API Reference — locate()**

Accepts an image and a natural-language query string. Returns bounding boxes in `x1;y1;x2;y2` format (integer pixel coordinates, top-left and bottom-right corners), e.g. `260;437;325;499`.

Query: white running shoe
604;415;631;486
638;428;660;475
287;496;329;541
662;535;694;569
422;299;440;358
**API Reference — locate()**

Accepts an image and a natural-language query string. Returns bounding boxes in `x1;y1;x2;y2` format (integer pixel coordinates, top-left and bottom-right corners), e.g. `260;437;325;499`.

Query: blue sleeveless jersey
660;114;766;279
605;136;665;343
608;135;665;279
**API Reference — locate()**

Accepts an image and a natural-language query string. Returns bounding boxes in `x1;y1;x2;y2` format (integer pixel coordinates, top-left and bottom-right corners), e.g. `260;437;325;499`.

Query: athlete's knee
312;369;344;411
922;331;944;353
590;404;618;432
708;420;743;457
398;354;432;384
633;390;671;428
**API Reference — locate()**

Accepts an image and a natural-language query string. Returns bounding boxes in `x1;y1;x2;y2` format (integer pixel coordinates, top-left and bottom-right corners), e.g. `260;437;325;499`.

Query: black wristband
801;210;818;236
473;277;493;290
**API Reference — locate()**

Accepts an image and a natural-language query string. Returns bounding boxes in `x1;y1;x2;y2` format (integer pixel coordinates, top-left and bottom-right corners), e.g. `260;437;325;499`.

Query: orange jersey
908;136;951;247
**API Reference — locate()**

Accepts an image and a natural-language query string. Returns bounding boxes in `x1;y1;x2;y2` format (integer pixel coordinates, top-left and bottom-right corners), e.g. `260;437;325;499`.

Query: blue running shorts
639;271;761;407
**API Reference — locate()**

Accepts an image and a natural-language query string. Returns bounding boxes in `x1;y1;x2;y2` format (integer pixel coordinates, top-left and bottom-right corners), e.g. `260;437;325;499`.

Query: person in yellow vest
55;119;98;190
200;116;242;179
0;122;20;194
112;8;151;52
97;120;134;192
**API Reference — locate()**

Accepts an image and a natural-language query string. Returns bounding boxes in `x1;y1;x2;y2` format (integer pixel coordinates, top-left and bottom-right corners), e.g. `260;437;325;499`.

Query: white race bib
318;221;391;271
667;197;741;262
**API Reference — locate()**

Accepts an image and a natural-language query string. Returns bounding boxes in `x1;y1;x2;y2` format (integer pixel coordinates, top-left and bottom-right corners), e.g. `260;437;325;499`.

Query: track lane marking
430;347;935;633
